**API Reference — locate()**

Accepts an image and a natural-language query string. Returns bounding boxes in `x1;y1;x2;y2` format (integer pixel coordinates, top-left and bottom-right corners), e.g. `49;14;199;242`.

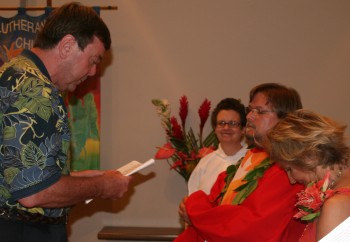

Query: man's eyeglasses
246;107;275;116
216;120;241;128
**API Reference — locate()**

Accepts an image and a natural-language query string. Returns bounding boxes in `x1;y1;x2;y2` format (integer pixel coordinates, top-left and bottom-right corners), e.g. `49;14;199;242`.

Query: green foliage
216;154;272;205
232;157;272;205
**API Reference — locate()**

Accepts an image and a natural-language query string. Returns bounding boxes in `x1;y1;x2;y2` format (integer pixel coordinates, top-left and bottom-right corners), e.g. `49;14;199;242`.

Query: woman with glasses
188;98;248;195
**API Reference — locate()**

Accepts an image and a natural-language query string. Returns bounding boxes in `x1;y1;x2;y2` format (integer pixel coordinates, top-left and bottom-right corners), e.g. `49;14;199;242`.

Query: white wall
1;1;350;241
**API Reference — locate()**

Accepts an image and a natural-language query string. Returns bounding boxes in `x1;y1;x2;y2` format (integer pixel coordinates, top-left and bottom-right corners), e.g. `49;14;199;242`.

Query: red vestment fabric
175;160;306;242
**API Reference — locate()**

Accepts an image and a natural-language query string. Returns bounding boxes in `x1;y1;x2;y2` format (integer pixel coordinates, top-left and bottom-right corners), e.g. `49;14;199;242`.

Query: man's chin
67;84;78;92
245;135;254;147
245;132;264;147
245;130;254;140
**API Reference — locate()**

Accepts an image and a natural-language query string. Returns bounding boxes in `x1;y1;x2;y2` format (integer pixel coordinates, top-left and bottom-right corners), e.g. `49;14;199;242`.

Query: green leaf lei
217;151;273;205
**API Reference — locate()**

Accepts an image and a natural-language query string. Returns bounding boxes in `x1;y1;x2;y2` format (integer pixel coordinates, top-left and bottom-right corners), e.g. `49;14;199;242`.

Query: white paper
319;216;350;242
85;158;155;204
117;159;155;176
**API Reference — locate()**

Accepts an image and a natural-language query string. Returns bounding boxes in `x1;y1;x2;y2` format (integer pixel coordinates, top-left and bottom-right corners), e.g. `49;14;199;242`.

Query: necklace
330;167;346;188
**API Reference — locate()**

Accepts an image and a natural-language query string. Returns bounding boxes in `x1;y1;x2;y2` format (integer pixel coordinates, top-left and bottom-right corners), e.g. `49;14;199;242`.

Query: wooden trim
0;6;118;11
98;226;183;241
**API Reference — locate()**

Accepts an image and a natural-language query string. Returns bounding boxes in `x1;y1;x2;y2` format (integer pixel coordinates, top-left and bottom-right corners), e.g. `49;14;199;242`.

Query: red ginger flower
198;99;211;144
169;117;184;140
179;96;188;130
198;98;211;129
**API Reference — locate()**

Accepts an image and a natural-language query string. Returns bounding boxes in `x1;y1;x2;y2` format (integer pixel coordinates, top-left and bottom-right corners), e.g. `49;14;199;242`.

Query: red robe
175;155;306;242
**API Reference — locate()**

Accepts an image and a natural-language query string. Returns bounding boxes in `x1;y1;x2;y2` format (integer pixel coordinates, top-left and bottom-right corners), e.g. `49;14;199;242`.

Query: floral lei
217;147;273;205
294;171;335;222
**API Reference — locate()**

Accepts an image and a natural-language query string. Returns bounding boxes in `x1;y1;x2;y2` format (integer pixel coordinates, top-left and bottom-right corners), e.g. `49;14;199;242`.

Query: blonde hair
264;109;350;170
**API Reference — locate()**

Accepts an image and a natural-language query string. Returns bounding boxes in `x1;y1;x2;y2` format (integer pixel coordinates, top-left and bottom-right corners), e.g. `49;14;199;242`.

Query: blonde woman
264;109;350;241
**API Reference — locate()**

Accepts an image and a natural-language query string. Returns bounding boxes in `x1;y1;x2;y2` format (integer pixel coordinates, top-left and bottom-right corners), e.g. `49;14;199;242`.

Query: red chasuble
175;149;306;242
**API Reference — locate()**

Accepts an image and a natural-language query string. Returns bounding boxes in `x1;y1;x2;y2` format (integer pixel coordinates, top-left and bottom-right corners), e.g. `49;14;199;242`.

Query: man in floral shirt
0;3;131;241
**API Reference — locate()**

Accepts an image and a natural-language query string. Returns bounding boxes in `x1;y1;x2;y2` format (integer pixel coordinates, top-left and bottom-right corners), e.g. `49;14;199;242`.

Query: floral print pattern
0;50;70;217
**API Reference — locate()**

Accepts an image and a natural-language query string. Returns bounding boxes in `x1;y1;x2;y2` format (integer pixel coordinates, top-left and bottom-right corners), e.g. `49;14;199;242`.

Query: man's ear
58;34;76;59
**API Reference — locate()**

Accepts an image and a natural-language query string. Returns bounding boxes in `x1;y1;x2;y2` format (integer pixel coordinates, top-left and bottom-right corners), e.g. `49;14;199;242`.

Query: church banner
0;8;49;65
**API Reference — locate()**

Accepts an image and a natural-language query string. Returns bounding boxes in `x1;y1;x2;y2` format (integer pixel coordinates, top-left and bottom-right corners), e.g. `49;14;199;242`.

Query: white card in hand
85;158;155;204
117;159;155;176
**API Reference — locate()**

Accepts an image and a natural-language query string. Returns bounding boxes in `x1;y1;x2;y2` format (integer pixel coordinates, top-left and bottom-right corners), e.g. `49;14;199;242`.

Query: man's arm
18;170;131;208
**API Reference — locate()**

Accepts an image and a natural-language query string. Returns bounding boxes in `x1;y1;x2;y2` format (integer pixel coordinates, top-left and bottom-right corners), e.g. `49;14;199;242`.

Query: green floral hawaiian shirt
0;50;71;217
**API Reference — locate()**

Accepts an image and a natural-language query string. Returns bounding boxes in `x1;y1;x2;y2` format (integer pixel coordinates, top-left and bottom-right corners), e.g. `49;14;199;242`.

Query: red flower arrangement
152;96;218;181
294;171;335;222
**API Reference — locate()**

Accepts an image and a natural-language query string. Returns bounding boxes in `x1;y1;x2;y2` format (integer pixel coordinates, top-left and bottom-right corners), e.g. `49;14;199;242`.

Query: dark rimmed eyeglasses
246;107;275;116
216;120;241;128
